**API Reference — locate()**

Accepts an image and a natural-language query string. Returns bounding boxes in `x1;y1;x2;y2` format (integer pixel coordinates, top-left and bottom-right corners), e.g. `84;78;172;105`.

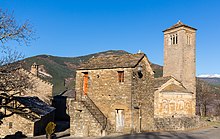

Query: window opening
118;71;124;82
173;35;175;44
168;35;172;45
187;35;191;45
189;36;191;45
175;34;178;44
170;36;173;45
9;122;13;129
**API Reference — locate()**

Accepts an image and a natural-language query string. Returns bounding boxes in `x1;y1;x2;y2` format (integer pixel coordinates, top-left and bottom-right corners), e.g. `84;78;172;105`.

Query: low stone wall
154;116;200;131
207;116;220;122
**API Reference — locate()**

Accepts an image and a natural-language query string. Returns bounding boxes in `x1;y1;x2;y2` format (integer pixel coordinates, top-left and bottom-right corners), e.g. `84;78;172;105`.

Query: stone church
70;21;198;137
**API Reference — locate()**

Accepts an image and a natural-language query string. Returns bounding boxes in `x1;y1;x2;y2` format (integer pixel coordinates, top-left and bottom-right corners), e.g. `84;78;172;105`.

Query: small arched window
168;35;172;45
187;34;191;45
173;35;175;44
170;35;173;45
189;36;191;45
175;34;178;44
169;33;178;45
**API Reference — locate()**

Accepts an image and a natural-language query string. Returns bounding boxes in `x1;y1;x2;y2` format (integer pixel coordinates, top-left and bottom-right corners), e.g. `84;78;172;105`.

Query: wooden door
83;73;88;95
116;109;124;132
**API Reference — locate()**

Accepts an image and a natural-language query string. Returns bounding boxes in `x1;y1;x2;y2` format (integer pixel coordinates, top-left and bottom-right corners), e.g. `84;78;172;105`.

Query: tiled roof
153;76;173;89
153;76;189;93
161;84;188;92
163;21;197;32
78;53;146;70
14;96;55;117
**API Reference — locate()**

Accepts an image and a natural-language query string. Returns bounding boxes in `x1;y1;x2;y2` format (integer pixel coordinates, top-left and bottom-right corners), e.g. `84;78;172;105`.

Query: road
31;125;220;139
59;125;220;139
99;126;220;139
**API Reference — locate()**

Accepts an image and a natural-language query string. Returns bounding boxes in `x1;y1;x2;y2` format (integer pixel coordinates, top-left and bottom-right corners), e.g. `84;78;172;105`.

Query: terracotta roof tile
78;53;146;70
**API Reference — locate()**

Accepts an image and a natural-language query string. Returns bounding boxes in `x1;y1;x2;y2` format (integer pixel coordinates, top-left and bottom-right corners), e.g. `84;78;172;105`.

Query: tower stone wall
163;21;196;115
163;22;196;95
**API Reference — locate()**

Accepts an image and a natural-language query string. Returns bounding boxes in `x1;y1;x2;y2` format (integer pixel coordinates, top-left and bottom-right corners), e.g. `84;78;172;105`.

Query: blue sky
0;0;219;75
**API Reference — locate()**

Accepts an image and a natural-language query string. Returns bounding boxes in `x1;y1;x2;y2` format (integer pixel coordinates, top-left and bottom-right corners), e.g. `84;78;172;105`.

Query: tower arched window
187;34;191;45
168;35;172;45
189;36;191;45
175;34;178;44
173;35;175;44
169;33;178;45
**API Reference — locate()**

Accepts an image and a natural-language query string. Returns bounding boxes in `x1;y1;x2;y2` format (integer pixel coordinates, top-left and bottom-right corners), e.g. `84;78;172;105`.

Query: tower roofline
163;21;197;32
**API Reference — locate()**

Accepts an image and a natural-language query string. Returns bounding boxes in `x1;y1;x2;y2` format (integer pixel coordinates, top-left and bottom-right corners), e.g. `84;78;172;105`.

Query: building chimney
31;62;39;76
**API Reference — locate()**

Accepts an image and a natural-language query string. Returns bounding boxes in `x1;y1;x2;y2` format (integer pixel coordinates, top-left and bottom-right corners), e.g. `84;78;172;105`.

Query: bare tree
0;9;35;123
196;78;219;116
0;9;34;47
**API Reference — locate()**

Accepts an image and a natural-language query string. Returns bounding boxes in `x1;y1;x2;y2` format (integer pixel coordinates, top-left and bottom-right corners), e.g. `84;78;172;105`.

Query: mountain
22;50;130;95
198;77;220;87
22;50;220;96
197;74;220;87
21;50;164;95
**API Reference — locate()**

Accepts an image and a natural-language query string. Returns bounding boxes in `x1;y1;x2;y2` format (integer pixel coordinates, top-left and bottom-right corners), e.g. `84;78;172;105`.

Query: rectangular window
9;122;13;129
118;71;124;82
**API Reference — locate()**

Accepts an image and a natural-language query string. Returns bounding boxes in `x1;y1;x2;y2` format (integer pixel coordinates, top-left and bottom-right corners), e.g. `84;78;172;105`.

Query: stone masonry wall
74;56;156;135
163;27;196;94
154;116;200;131
163;27;196;115
69;100;103;137
0;112;34;138
154;91;194;118
75;67;133;134
154;78;195;118
20;69;53;104
131;57;155;132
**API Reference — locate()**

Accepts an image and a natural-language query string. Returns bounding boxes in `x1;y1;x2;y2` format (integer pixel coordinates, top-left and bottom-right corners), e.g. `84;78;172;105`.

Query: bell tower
163;21;197;95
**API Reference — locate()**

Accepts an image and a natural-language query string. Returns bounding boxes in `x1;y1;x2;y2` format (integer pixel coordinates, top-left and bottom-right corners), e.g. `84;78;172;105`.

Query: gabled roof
161;84;188;92
153;76;189;93
14;96;55;117
163;21;197;32
153;76;173;89
78;53;146;70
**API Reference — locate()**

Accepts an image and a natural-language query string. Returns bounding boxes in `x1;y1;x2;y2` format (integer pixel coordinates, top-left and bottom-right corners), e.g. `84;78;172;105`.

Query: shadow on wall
3;131;27;139
52;95;70;121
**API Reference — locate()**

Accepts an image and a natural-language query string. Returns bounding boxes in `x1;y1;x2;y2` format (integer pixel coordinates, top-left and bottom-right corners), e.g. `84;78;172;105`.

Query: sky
0;0;219;75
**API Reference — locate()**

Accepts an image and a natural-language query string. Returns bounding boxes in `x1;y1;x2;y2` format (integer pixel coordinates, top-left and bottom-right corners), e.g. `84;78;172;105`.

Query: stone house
0;96;55;138
21;63;53;104
70;21;198;137
0;63;53;104
0;63;54;137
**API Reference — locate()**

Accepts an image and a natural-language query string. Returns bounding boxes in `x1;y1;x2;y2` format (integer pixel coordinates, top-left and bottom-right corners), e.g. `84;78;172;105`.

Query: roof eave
77;66;134;71
163;25;197;32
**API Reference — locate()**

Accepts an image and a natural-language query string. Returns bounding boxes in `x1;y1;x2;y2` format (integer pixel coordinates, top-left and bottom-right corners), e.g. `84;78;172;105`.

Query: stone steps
81;96;107;130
